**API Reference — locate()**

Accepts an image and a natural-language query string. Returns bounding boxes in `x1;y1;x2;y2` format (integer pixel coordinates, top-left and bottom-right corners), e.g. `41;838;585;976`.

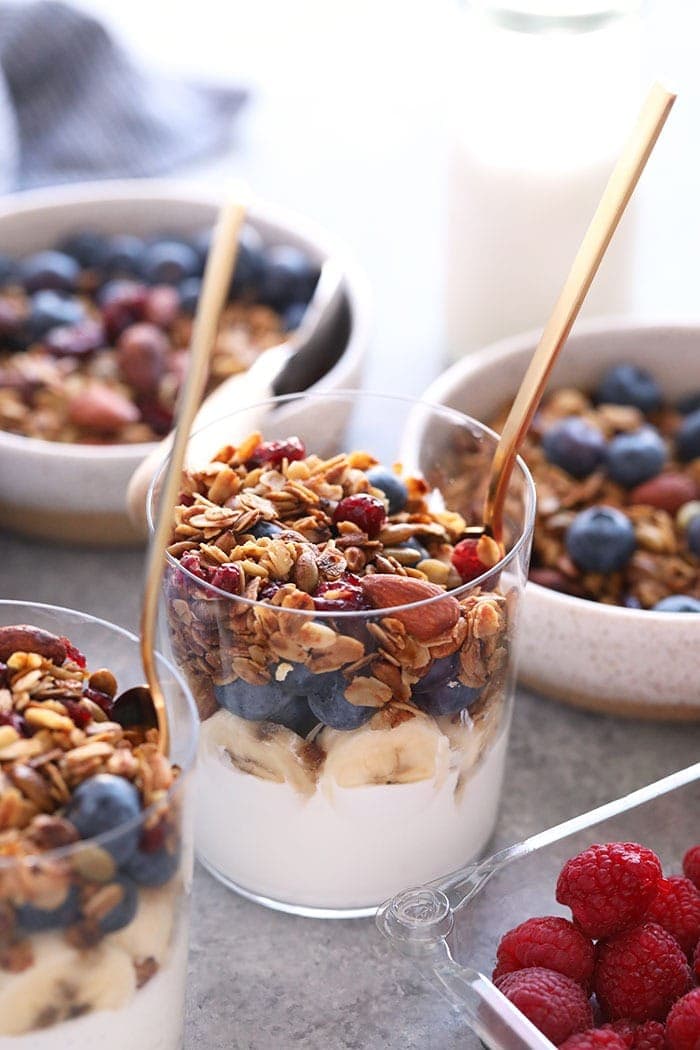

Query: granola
489;363;700;609
0;625;184;1037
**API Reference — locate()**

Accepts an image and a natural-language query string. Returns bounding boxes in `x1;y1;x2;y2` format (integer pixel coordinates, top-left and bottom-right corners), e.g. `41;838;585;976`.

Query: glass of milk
446;1;644;358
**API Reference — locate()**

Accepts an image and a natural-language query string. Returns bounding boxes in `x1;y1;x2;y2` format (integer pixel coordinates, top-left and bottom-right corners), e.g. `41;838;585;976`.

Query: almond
359;575;460;641
68;383;139;433
630;473;698;514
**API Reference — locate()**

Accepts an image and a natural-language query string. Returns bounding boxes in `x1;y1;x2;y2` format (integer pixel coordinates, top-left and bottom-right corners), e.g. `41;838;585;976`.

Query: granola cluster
491;368;700;608
0;624;181;1024
165;433;511;775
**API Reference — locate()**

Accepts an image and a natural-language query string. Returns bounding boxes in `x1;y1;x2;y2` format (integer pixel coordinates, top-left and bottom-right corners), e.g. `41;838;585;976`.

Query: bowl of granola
423;318;700;719
0;179;368;547
0;599;198;1048
150;391;535;917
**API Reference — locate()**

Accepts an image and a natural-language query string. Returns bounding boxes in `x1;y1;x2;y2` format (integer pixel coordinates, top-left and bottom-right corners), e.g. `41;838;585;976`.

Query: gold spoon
123;192;248;754
483;82;676;546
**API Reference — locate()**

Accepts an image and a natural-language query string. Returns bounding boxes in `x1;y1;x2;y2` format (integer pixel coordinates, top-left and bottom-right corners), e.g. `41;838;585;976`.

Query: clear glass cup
152;392;535;917
0;601;197;1049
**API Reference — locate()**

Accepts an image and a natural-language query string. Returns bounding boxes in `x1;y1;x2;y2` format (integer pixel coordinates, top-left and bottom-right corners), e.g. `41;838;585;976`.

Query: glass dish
0;600;198;1050
377;761;700;1049
151;391;535;918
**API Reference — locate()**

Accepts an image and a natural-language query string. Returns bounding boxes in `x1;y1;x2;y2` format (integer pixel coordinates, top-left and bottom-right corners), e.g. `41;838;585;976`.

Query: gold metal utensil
138;193;248;754
483;82;676;545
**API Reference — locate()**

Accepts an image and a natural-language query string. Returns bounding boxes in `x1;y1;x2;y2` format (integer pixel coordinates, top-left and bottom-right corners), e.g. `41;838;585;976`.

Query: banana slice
112;883;178;965
320;713;450;788
200;709;323;797
0;932;135;1036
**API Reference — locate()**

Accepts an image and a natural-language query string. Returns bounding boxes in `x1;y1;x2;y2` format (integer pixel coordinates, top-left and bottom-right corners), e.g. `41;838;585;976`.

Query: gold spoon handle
484;82;676;543
140;193;249;754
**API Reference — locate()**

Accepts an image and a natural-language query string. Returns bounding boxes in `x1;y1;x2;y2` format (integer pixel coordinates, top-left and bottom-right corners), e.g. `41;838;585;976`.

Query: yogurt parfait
161;394;535;915
0;603;196;1047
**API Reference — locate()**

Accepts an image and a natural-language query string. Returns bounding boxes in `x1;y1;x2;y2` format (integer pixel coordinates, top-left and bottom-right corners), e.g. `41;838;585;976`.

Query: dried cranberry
249;437;306;468
63;699;92;729
209;564;242;594
59;637;86;668
99;280;149;339
451;538;487;583
0;662;7;689
83;687;113;716
140;822;167;853
178;492;195;507
44;319;105;358
138;397;173;436
333;493;386;539
180;551;208;580
259;581;282;602
313;574;372;612
0;711;27;736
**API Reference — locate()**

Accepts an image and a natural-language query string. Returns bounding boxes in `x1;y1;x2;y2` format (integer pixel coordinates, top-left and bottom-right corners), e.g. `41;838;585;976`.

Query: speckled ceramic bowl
0;180;369;547
422;318;700;720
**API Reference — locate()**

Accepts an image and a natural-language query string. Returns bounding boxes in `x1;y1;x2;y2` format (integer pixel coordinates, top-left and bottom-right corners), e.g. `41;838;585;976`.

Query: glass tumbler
154;392;535;917
0;601;197;1049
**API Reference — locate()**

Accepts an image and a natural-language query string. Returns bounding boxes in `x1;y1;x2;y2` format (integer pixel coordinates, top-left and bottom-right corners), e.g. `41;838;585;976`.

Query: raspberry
604;1020;666;1050
556;842;663;938
333;493;386;538
451;537;487;583
666;988;700;1050
644;876;700;956
493;916;595;989
249;437;306;468
593;922;692;1022
694;940;700;982
559;1030;629;1050
494;967;594;1045
682;845;700;891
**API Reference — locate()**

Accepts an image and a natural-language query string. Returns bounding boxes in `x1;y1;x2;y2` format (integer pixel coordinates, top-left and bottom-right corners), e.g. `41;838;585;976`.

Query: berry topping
686;514;700;556
124;841;180;887
663;987;700;1050
565;506;636;574
366;466;409;514
16;885;81;932
140;239;200;285
604;1020;666;1050
313;575;370;612
64;774;141;863
693;940;700;982
249;520;284;540
494;967;594;1045
605;428;667;488
28;289;85;340
259;245;319;310
451;537;488;583
596;364;662;414
215;677;290;721
542;416;607;479
307;673;376;730
676;408;700;463
556;842;663;939
593;922;691;1022
333;493;386;538
59;230;108;269
560;1030;629;1050
19;250;80;294
643;876;700;957
249;437;306;468
414;675;481;717
63;699;92;729
101;234;145;277
97;875;139;934
44;319;105;358
209;564;243;595
682;845;700;890
493;916;595;989
116;322;169;395
652;595;700;613
59;637;86;669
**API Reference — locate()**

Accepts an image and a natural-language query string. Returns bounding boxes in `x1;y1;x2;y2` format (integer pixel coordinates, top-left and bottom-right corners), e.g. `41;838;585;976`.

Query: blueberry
58;231;108;269
605;427;667;488
676;409;700;462
97;876;138;933
652;595;700;613
414;654;460;692
595;364;662;414
65;774;141;863
307;673;375;730
541;416;607;479
141;240;200;285
403;536;429;561
230;226;265;299
190;229;212;273
249;520;283;539
178;276;201;315
124;845;179;887
214;678;287;721
277;662;316;695
677;392;700;415
566;506;636;573
20;250;80;293
367;466;409;514
282;302;307;332
0;254;17;285
102;235;146;277
16;885;80;932
273;695;318;737
259;246;319;311
687;516;700;557
417;679;482;717
27;290;85;340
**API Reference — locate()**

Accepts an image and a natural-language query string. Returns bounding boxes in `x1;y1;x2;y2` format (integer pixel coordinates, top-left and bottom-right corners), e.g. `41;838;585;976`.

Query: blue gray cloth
0;1;247;189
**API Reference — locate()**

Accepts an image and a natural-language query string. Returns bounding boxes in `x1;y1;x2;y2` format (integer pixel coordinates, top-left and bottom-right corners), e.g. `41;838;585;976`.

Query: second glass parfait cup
153;392;535;917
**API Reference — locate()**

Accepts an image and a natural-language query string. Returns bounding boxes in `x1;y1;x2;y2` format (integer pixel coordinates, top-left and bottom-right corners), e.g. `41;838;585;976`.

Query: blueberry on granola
366;466;409;514
542;416;607;479
676;408;700;463
214;678;289;722
20;250;80;294
307;674;375;730
652;595;700;612
596;363;662;413
605;426;667;488
566;506;636;574
65;774;141;863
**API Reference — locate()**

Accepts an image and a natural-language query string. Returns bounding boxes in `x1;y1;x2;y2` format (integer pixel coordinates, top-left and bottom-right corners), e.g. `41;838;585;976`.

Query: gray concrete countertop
2;536;697;1048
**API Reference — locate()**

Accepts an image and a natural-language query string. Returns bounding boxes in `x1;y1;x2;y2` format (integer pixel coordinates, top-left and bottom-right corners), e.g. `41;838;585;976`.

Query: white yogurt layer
196;709;509;911
0;892;188;1049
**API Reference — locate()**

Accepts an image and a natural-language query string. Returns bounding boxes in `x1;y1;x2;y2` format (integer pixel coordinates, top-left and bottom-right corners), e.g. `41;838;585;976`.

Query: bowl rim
147;388;537;619
0;597;199;863
422;315;700;623
0;176;372;462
